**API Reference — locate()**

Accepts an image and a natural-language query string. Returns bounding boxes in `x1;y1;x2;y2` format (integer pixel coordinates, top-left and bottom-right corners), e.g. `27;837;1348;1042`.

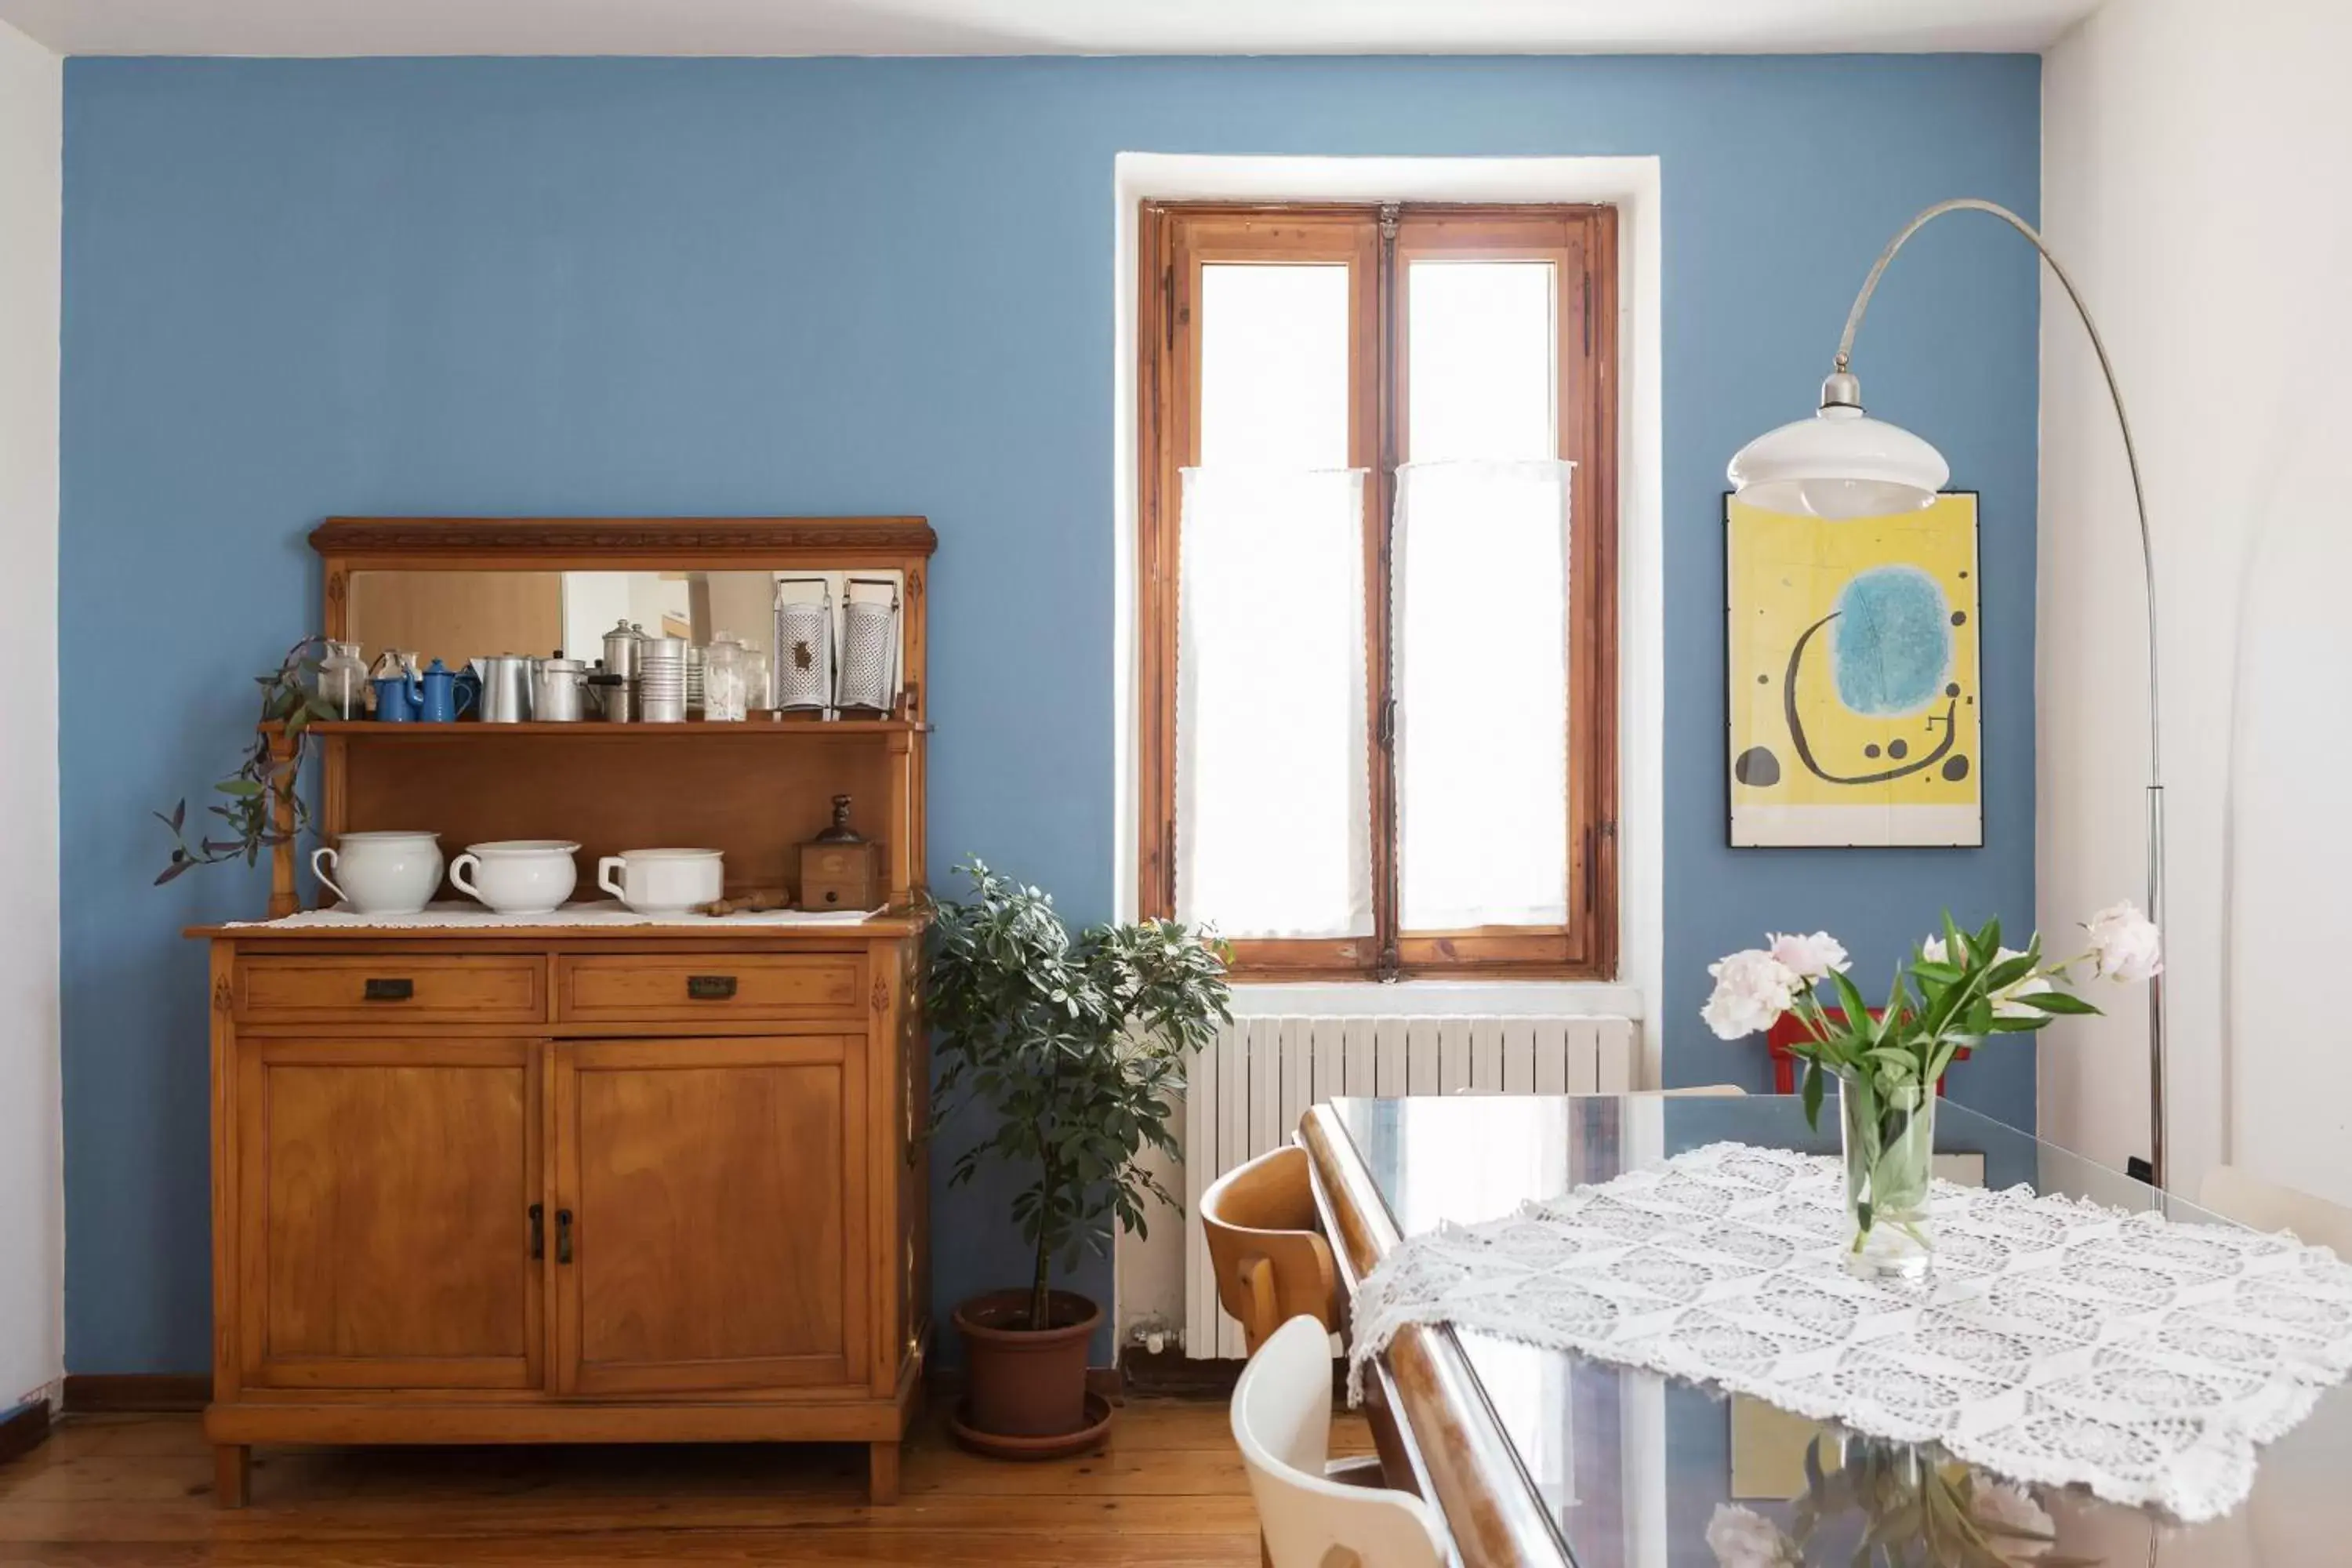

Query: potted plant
927;860;1229;1456
1702;903;2161;1281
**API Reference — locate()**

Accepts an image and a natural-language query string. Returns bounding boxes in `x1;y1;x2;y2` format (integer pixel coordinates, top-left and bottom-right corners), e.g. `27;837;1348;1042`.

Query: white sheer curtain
1175;466;1374;939
1393;459;1574;931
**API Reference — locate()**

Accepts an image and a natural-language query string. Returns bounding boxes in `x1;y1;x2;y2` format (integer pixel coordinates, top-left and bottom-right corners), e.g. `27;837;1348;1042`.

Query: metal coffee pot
469;655;536;723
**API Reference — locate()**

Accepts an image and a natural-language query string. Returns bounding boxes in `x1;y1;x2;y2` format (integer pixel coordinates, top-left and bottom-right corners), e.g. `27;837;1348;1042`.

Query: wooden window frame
1138;201;1620;982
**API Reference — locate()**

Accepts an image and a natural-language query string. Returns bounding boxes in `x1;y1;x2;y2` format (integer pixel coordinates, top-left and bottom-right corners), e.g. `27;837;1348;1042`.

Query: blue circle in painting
1831;566;1951;716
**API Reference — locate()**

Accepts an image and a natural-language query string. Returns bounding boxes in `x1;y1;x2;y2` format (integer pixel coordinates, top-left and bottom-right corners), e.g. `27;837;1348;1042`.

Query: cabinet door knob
686;975;738;1000
362;977;415;1001
555;1208;574;1265
528;1203;544;1261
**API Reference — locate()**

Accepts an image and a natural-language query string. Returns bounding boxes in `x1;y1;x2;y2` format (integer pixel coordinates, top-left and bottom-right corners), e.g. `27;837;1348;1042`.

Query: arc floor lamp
1726;198;2169;1189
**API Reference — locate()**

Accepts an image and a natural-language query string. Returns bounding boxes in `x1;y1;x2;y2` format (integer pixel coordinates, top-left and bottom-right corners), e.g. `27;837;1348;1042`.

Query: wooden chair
1203;1145;1341;1354
1233;1315;1449;1568
2201;1164;2352;1257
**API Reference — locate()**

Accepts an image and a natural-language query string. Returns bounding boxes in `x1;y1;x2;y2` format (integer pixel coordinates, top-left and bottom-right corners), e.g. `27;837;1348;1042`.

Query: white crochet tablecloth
223;900;881;929
1349;1142;2352;1522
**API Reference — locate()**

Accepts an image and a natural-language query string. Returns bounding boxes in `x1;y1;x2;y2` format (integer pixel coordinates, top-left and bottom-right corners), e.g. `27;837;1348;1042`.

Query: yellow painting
1726;493;1981;848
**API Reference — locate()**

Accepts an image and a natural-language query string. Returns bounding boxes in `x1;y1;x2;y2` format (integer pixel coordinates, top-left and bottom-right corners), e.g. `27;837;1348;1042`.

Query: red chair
1766;1011;1966;1096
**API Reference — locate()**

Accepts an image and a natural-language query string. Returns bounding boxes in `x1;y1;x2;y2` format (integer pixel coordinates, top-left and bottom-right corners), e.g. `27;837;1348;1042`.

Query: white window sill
1226;980;1645;1019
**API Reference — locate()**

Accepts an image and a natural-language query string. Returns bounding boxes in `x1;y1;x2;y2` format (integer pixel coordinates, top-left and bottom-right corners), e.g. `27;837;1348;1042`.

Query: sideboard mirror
344;568;902;709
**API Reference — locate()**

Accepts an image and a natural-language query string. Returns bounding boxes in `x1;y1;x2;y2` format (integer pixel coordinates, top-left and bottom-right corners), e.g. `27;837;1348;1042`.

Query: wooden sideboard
187;517;935;1507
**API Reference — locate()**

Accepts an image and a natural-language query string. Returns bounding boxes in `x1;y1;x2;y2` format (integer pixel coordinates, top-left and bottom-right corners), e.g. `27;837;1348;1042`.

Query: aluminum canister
638;636;688;724
601;619;647;683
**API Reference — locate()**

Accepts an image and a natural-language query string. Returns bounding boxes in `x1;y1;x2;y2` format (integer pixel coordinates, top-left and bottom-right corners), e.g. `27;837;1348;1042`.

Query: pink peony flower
1702;949;1800;1040
2085;901;2163;984
1705;1504;1798;1568
1768;931;1851;982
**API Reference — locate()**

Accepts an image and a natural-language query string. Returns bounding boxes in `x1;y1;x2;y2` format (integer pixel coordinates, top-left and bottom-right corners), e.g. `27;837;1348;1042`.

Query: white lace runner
1349;1142;2352;1522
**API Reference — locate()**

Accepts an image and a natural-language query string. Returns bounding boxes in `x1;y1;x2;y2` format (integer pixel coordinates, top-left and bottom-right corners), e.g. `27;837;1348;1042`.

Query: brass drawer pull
556;1209;574;1265
362;978;415;1002
686;975;739;1000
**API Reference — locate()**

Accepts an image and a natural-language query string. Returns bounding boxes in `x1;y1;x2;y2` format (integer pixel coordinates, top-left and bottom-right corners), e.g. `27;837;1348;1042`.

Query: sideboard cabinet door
551;1035;870;1396
234;1037;543;1391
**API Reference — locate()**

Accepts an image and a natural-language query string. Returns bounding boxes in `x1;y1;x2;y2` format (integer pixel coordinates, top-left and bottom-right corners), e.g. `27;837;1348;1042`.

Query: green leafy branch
1779;913;2104;1132
1773;915;2106;1252
154;636;336;885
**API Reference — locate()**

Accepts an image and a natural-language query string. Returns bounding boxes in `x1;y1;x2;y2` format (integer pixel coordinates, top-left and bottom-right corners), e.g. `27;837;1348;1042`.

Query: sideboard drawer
556;955;863;1022
238;956;546;1023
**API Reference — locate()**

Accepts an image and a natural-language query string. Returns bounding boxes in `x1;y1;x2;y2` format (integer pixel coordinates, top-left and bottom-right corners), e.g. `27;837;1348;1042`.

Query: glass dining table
1298;1093;2350;1568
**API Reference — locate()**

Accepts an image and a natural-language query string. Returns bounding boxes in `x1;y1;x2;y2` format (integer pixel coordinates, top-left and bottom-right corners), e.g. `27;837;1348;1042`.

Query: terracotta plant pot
953;1289;1103;1442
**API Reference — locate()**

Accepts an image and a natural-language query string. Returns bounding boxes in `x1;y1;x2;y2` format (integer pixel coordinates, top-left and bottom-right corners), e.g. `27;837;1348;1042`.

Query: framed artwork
1726;492;1982;848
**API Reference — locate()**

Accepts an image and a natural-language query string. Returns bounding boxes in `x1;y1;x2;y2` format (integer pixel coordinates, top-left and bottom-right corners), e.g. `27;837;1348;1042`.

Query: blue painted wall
59;55;2039;1372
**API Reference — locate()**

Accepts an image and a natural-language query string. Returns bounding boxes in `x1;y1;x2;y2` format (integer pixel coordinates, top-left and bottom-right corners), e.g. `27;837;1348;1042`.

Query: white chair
1232;1315;1449;1568
2201;1164;2352;1257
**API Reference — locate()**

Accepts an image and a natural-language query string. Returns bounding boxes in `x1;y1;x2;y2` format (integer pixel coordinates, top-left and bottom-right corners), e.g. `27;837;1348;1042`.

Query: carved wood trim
309;517;938;561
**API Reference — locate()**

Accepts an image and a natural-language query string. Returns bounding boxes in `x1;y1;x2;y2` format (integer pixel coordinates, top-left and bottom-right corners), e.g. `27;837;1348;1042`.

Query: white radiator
1181;1013;1639;1359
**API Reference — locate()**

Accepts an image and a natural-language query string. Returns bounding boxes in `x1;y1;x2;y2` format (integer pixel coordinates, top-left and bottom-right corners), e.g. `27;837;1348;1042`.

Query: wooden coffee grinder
800;793;884;911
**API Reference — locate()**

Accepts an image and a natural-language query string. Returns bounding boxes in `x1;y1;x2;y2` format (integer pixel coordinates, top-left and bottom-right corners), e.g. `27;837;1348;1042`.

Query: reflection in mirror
343;570;901;715
349;570;784;668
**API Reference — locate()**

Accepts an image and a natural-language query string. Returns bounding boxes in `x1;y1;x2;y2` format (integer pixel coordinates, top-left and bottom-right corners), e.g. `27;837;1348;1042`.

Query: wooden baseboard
61;1375;211;1414
0;1399;50;1463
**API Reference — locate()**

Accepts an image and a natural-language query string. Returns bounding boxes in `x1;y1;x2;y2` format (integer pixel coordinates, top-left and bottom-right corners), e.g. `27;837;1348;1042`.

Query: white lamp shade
1727;403;1950;520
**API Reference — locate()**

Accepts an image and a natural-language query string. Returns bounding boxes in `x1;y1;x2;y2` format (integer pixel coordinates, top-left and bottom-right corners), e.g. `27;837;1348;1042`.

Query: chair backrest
1232;1315;1450;1568
1203;1145;1340;1353
2201;1164;2352;1257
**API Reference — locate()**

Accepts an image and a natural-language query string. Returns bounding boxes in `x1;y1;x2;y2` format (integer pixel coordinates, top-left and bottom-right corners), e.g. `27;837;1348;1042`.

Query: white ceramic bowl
310;831;444;915
597;848;724;916
448;840;581;916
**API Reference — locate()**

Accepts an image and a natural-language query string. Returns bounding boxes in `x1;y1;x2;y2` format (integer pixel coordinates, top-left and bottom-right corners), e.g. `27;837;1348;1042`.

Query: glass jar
315;640;368;720
702;633;753;723
1840;1073;1936;1280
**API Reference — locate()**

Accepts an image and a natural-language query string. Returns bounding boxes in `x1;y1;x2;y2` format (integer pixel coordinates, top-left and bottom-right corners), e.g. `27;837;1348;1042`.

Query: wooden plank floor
0;1398;1370;1566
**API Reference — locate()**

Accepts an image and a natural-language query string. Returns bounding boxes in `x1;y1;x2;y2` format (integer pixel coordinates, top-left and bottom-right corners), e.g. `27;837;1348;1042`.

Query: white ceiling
0;0;2103;58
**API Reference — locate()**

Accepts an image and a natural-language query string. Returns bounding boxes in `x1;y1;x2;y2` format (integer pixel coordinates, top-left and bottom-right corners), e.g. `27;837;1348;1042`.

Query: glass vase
1838;1074;1936;1280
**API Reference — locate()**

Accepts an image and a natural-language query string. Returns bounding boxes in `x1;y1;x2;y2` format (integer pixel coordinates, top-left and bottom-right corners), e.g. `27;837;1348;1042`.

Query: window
1138;203;1618;979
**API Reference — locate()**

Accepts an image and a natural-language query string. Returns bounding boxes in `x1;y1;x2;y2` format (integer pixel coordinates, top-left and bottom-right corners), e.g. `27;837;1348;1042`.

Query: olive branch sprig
154;635;337;884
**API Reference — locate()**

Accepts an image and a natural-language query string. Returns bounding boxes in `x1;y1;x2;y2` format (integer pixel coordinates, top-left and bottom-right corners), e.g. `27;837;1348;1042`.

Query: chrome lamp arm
1836;197;2169;1189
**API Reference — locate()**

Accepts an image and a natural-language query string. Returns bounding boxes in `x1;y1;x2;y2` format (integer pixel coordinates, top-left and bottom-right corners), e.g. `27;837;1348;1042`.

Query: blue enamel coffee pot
416;659;478;723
